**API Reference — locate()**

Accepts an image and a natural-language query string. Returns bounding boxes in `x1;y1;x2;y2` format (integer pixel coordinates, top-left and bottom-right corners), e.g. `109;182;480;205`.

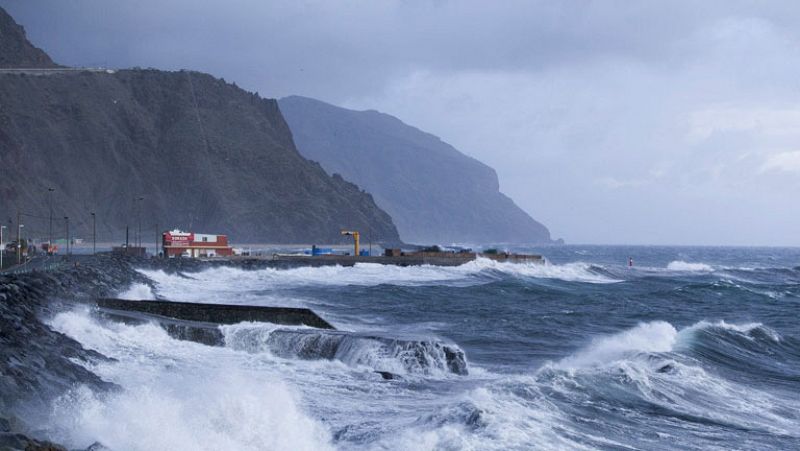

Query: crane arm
340;230;360;256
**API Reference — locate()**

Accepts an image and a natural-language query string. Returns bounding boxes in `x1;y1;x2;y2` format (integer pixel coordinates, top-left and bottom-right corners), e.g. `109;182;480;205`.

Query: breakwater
271;252;544;267
97;298;335;329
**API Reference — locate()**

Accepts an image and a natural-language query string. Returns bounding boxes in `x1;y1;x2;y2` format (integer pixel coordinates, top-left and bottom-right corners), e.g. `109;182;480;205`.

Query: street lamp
136;196;144;249
0;225;6;269
17;224;24;265
90;212;96;255
48;187;54;253
64;216;69;256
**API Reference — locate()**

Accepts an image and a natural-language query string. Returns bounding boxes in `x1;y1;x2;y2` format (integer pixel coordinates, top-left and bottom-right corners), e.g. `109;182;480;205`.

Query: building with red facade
162;230;233;258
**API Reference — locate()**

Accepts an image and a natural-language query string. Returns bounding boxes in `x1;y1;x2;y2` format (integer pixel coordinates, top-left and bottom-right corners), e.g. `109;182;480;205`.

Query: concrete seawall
96;298;335;329
270;252;543;267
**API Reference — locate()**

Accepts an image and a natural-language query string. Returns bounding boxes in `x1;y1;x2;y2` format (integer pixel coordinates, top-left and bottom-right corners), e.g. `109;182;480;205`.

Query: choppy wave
535;321;800;442
666;260;714;272
221;322;469;377
370;318;797;450
39;246;800;450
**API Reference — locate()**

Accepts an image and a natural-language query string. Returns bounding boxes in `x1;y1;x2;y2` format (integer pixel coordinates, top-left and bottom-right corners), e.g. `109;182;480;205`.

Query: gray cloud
3;0;800;244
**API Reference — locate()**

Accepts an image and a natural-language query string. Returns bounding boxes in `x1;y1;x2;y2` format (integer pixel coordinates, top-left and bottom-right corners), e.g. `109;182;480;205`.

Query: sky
3;0;800;246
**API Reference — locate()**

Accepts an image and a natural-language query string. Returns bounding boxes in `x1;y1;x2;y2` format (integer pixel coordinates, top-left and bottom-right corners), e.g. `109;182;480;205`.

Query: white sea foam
116;282;157;300
500;260;620;283
666;260;714;272
554;319;783;371
376;385;596;451
683;320;781;342
220;322;467;377
555;321;679;370
46;311;333;451
136;258;618;302
545;320;800;437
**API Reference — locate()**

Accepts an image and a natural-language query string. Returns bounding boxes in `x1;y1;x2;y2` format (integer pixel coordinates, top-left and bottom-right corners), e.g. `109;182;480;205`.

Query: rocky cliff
0;7;57;68
279;96;552;245
0;9;400;245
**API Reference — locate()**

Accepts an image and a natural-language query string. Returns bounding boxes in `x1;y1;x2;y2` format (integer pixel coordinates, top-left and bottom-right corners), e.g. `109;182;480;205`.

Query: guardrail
0;256;69;275
0;68;117;75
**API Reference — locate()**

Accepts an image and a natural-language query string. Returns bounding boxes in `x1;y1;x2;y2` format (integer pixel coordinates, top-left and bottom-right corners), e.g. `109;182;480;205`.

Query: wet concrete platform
95;298;335;329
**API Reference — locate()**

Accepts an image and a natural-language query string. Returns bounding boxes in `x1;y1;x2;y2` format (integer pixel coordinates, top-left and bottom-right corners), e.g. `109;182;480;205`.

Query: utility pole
155;223;158;258
48;187;54;253
91;212;96;255
64;216;69;256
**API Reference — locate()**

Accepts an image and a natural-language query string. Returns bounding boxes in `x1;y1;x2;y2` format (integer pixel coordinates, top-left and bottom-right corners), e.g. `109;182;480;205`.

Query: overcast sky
4;0;800;245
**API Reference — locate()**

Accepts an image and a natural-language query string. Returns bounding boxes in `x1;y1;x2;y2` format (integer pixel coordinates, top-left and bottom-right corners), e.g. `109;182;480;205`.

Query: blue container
312;246;333;256
359;249;370;256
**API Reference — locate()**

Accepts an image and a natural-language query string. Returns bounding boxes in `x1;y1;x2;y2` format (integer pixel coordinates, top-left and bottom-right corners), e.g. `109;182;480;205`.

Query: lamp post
17;223;24;265
134;196;144;249
91;212;96;255
1;225;6;269
48;187;54;253
64;216;69;256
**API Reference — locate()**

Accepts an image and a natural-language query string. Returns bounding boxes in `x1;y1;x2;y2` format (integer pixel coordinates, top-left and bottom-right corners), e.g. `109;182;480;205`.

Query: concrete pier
96;298;335;329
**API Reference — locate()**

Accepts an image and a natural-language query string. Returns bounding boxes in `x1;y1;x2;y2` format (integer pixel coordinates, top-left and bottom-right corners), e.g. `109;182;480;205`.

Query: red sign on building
162;230;232;258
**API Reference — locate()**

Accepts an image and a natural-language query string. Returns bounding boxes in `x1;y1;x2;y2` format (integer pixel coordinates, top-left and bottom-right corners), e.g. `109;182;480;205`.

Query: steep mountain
0;7;57;68
279;96;552;245
0;8;399;245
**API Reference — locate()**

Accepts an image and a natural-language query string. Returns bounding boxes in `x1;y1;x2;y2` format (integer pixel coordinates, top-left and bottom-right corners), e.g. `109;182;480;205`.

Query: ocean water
47;246;800;450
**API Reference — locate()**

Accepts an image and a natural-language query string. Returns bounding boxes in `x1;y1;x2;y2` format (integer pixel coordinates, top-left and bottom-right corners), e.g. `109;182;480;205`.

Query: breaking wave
46;310;333;451
535;321;800;441
667;260;714;272
221;322;468;376
555;321;678;370
137;258;619;301
365;319;800;450
116;282;157;300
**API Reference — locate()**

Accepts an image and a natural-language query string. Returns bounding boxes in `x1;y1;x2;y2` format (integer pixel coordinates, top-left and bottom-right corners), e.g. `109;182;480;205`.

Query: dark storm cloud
3;1;800;244
8;0;796;100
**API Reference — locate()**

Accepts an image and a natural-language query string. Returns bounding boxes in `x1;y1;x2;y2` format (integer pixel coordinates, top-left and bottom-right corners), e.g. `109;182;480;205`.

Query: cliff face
0;7;57;68
0;9;399;245
279;96;552;245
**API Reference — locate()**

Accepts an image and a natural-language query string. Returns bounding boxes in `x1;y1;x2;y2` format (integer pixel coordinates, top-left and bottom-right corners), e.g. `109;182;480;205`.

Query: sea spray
666;260;714;272
47;310;333;451
554;321;678;370
116;282;157;300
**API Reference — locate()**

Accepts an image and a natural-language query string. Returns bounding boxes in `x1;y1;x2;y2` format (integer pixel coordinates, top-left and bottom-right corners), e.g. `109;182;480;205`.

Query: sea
44;245;800;450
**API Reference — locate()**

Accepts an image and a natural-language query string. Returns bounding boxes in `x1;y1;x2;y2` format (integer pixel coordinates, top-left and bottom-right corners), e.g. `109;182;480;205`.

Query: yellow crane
341;230;360;256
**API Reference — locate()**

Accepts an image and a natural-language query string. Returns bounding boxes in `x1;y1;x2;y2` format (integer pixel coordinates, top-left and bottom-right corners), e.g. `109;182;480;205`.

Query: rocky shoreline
0;255;150;450
0;254;289;449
